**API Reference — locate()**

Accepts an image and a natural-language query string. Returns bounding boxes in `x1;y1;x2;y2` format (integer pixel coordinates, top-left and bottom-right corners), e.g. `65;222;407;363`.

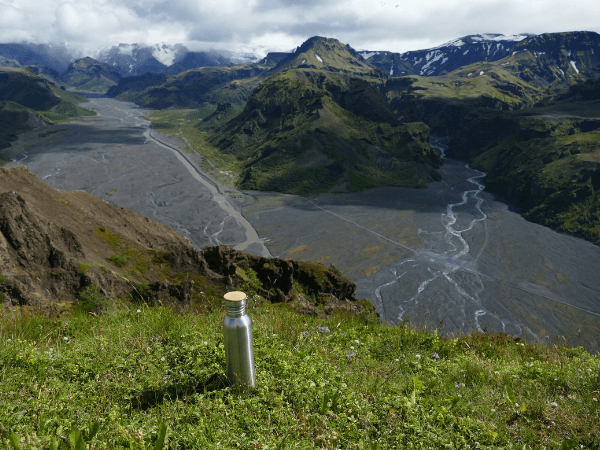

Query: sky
0;0;599;57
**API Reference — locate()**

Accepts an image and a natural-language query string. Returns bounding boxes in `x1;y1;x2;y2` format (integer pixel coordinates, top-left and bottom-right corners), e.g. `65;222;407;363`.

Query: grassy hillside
2;296;599;449
446;100;600;245
206;69;441;196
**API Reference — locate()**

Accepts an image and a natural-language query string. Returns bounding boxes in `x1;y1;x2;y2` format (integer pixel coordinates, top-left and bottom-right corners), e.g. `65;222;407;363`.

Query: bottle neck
223;300;246;318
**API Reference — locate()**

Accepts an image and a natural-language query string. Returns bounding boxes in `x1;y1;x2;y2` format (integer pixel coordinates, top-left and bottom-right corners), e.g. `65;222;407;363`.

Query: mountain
0;42;78;73
0;68;95;152
107;65;267;109
381;32;600;246
207;67;441;196
0;69;60;111
165;50;235;75
361;34;531;77
268;36;383;79
96;43;263;76
60;57;122;92
95;43;178;76
258;52;293;68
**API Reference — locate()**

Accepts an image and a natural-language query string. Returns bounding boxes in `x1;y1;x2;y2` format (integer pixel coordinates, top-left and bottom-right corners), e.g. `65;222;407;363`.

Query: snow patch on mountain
315;54;323;63
570;61;579;73
152;44;180;66
360;51;378;59
475;34;529;42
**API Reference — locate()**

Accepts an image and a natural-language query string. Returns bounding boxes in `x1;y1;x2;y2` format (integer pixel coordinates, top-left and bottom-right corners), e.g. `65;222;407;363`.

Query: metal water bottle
222;291;256;387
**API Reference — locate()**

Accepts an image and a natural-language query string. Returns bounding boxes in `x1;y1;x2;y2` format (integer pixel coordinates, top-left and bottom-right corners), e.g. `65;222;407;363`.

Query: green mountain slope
446;92;600;244
107;65;266;109
61;57;122;93
207;69;441;195
0;68;95;154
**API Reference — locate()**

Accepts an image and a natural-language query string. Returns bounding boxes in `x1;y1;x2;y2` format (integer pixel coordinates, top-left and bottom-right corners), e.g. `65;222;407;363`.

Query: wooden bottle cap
224;291;247;302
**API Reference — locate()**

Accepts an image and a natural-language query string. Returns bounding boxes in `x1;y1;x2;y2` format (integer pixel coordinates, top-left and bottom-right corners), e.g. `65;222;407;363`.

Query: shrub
108;253;131;268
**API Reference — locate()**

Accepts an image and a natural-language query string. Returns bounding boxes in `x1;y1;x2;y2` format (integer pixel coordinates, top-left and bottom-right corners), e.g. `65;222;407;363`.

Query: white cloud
0;0;598;56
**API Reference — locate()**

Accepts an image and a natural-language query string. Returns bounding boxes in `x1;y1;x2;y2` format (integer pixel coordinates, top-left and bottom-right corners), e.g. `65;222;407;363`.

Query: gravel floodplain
3;96;270;257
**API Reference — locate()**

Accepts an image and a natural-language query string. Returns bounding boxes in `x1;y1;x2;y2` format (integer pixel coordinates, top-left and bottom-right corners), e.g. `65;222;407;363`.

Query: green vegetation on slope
108;65;267;110
446;98;600;245
1;299;598;449
207;69;441;196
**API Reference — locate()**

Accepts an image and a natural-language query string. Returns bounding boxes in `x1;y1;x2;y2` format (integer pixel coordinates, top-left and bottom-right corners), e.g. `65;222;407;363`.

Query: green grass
1;300;598;449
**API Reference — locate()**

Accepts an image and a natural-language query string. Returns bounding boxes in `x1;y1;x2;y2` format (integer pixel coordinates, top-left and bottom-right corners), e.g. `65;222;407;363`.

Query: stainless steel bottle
222;291;256;387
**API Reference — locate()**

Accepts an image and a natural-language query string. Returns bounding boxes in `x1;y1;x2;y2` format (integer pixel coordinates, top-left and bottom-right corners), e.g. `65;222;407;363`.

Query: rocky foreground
0;166;374;318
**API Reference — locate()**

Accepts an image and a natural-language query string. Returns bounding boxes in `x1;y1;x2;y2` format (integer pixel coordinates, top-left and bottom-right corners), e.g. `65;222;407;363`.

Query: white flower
415;353;421;358
160;357;165;361
203;341;208;345
350;346;355;350
137;309;141;313
7;339;11;342
550;402;558;407
63;337;69;341
394;358;400;362
593;398;598;402
354;339;360;344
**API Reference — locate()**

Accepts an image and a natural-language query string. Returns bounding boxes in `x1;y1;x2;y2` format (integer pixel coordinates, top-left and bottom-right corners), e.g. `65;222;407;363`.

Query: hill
107;65;267;109
60;57;122;93
0;68;95;153
206;69;441;195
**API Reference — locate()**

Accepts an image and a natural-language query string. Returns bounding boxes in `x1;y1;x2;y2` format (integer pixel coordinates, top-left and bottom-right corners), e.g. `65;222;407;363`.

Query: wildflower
394;358;400;362
455;382;460;389
346;351;357;360
431;352;440;360
7;339;11;342
593;398;598;402
63;337;69;341
316;326;330;334
354;339;360;344
137;309;141;313
415;353;421;358
160;357;165;362
203;341;208;345
550;402;558;407
350;346;355;350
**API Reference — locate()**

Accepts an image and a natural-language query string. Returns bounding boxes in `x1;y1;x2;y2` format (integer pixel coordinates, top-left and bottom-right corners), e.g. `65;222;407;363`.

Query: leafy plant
108;252;131;268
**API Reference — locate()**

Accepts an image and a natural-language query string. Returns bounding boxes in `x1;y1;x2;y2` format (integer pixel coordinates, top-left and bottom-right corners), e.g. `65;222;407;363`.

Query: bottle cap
224;291;247;302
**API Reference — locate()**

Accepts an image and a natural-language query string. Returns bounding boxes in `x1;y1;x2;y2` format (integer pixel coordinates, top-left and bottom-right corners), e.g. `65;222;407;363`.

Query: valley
2;95;271;257
4;95;599;351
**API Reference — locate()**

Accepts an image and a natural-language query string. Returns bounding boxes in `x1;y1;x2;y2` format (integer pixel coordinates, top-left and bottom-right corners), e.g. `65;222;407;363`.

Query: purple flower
431;353;440;360
455;382;460;389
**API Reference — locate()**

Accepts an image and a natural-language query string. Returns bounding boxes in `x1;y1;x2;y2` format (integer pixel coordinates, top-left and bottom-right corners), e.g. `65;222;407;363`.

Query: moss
94;227;121;250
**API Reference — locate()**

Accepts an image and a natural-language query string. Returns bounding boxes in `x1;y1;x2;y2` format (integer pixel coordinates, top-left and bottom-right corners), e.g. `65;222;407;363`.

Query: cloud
0;0;598;57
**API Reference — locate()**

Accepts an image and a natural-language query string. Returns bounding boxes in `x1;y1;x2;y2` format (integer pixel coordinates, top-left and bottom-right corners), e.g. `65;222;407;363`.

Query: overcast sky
1;0;599;56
